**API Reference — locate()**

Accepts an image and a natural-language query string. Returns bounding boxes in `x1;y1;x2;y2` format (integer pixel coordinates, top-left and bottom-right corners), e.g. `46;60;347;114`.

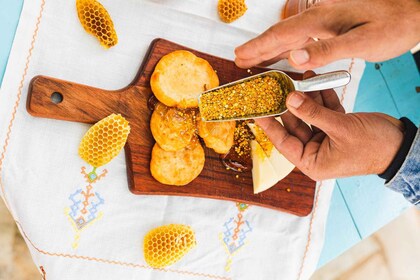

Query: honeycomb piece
144;224;196;268
218;0;248;23
76;0;118;48
79;114;130;167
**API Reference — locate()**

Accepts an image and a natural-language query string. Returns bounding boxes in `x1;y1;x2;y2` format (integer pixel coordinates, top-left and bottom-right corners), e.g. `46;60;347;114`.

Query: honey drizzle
147;95;159;111
220;121;253;172
149;94;252;173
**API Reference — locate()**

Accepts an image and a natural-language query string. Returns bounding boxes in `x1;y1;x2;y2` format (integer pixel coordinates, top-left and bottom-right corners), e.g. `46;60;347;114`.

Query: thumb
286;91;344;133
288;30;364;69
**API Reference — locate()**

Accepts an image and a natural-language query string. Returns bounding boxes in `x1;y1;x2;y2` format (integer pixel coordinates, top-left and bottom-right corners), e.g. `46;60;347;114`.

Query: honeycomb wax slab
76;0;118;48
79;114;130;167
143;224;196;268
218;0;248;23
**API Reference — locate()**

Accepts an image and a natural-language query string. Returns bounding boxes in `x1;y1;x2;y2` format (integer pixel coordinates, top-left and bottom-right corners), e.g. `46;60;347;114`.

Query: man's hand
235;0;420;70
255;71;405;181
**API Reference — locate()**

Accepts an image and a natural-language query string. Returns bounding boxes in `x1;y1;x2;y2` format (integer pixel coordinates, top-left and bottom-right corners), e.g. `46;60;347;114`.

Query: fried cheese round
150;50;219;108
150;102;198;151
197;118;235;154
150;141;205;186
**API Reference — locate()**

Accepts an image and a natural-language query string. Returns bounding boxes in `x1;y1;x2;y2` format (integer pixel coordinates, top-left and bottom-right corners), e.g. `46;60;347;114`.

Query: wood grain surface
27;38;315;216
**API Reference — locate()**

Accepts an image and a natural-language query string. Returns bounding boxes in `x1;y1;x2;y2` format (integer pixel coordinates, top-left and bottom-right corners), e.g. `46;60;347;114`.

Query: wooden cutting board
27;38;316;216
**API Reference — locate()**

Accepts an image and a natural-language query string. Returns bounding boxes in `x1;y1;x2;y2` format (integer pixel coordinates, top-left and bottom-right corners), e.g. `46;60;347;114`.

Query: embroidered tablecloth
0;0;365;279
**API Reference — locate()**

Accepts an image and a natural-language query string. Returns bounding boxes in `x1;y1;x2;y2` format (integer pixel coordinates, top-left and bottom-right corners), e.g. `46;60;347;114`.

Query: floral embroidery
65;166;107;249
219;202;252;271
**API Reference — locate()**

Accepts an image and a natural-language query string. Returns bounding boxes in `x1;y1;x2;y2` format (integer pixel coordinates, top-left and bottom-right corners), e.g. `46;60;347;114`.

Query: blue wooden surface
0;0;24;86
335;54;419;239
0;1;419;269
376;55;420;124
320;54;419;266
317;184;361;267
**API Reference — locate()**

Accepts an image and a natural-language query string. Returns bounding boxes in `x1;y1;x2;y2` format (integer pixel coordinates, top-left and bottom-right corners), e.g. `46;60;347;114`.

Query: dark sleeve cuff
378;117;418;182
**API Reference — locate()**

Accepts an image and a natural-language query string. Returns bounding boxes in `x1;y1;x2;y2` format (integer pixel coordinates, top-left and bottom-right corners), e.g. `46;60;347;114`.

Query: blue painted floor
0;0;24;85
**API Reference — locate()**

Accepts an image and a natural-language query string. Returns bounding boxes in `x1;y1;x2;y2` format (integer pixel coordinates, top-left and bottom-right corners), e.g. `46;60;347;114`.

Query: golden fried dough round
150;141;205;186
197;118;235;154
150;50;219;108
150;102;198;151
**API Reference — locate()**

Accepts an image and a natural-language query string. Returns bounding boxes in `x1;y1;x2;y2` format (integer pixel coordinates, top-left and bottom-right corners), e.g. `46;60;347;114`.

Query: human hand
235;0;420;70
255;71;405;181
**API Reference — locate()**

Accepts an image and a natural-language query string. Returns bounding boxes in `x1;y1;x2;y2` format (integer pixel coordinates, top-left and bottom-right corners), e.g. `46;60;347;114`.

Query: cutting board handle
27;75;136;124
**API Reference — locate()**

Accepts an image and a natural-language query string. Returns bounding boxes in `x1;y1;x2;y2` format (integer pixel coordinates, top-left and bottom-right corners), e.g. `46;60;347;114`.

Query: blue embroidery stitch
219;203;253;271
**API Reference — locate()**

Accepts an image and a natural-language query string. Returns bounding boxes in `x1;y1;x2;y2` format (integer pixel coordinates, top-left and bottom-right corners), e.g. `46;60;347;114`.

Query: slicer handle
294;70;351;92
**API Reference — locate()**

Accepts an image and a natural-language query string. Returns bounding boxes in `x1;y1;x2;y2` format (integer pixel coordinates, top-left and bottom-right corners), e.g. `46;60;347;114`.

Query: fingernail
287;92;304;108
290;49;309;65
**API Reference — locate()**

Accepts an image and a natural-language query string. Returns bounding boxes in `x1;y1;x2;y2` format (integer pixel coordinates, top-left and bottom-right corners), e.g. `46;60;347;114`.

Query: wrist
378;117;418;182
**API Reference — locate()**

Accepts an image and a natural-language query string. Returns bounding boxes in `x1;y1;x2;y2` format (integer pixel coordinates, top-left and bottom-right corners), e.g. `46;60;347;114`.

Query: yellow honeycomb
218;0;248;23
144;224;196;268
79;114;130;167
76;0;118;48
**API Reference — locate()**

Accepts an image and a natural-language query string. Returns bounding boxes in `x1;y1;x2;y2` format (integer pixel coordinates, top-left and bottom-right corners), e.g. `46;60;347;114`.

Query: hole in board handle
51;92;63;104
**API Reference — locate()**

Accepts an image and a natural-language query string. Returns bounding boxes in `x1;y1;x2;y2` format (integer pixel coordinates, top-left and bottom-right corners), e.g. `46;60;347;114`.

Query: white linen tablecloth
0;0;365;279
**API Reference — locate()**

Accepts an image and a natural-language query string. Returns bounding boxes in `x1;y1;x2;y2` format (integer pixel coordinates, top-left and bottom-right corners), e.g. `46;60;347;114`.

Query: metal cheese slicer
198;70;351;122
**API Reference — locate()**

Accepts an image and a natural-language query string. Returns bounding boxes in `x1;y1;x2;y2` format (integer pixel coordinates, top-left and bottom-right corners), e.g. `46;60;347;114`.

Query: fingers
256;52;289;67
320;89;345;113
254;117;304;166
288;25;368;69
286;91;345;134
234;3;358;69
234;24;290;68
255;39;316;67
300;71;323;133
279;112;313;143
235;14;316;68
302;70;316;79
258;72;318;144
236;1;370;70
302;70;344;113
302;71;323;106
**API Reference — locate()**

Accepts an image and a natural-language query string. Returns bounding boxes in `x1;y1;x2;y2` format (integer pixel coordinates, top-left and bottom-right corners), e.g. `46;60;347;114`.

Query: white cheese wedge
250;140;279;194
248;123;295;194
